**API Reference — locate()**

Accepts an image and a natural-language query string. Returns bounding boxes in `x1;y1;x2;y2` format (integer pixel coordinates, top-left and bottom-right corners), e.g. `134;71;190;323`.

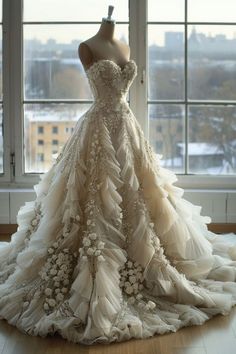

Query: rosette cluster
24;204;42;247
88;129;101;167
79;232;105;263
119;259;156;311
39;241;78;312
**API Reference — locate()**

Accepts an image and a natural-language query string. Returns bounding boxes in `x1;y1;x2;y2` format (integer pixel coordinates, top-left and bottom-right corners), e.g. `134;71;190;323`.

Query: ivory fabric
0;59;236;345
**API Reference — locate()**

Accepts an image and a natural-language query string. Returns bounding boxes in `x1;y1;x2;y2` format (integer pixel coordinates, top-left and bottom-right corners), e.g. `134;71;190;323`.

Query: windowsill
0;170;235;191
176;175;236;190
0;186;235;224
0;186;235;194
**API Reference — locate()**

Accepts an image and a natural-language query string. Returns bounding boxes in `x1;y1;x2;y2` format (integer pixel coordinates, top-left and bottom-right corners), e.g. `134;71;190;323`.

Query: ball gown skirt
0;59;236;345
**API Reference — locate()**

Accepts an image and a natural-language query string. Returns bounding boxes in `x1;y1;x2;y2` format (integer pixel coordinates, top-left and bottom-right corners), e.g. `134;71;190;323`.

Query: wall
0;189;235;224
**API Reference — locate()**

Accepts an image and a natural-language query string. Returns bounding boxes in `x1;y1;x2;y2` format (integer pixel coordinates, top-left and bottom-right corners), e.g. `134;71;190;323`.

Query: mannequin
78;5;130;71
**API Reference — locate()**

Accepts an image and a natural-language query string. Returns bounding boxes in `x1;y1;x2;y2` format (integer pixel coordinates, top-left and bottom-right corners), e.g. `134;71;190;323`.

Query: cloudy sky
22;0;236;45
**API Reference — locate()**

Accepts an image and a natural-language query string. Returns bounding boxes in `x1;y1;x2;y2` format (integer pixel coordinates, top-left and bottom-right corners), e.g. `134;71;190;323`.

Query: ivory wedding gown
0;58;236;345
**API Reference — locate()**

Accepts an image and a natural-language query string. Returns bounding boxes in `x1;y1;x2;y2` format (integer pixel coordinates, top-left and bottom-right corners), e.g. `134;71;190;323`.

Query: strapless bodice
85;59;137;103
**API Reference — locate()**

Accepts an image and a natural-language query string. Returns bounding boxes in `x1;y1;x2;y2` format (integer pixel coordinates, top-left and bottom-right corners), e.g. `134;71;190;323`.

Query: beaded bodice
85;59;137;104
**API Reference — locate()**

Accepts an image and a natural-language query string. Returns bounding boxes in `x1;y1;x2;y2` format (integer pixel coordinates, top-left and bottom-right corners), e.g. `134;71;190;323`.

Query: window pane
24;103;91;173
24;24;129;99
148;0;184;22
188;0;236;23
0;0;2;22
148;104;185;173
24;0;129;22
148;25;184;100
0;106;3;173
188;25;236;100
189;105;236;175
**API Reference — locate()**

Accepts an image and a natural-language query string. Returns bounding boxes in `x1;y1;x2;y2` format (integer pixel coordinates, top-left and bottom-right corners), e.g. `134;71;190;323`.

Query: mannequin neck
96;21;115;40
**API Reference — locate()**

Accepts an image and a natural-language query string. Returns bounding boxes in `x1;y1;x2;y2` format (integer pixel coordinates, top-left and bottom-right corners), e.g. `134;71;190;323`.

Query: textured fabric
0;59;236;345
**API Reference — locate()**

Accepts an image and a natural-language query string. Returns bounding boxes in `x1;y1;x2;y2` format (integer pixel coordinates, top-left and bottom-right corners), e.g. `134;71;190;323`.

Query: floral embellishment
86;60;104;80
88;129;102;175
39;246;78;313
23;203;42;246
119;260;144;296
79;232;105;261
119;259;157;312
29;206;41;231
97;255;105;262
82;237;91;247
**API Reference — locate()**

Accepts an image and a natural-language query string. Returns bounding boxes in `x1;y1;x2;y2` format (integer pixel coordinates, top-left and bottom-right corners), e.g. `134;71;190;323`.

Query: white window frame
0;0;235;190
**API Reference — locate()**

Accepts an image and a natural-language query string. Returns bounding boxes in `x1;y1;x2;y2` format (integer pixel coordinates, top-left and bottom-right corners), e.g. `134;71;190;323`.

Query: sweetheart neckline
85;59;136;74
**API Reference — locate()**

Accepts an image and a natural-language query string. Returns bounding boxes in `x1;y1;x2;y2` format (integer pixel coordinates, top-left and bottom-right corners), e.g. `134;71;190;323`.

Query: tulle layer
0;104;236;345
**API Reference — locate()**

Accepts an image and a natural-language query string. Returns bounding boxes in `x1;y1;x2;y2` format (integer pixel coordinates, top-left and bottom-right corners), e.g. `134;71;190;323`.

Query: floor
0;307;236;354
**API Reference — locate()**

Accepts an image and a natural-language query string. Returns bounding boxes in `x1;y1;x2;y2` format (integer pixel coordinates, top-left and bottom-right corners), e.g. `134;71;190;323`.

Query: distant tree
50;67;91;99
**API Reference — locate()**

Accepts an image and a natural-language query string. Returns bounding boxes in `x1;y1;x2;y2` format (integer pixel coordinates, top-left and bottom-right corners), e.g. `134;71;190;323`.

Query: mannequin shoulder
116;39;130;59
78;41;94;67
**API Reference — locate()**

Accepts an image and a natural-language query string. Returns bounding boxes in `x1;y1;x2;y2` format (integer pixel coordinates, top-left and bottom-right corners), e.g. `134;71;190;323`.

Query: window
148;0;236;176
38;126;44;134
1;1;235;189
156;125;162;133
52;126;58;134
156;141;163;150
37;153;44;162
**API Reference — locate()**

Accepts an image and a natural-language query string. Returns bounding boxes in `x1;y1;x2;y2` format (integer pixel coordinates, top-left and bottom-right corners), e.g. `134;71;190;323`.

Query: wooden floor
0;307;236;354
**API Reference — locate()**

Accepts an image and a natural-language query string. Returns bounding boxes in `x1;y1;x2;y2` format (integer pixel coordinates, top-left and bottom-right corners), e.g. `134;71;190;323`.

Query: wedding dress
1;58;236;345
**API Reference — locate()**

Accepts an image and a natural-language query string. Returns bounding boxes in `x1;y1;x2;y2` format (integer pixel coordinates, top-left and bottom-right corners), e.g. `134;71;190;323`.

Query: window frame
0;0;235;189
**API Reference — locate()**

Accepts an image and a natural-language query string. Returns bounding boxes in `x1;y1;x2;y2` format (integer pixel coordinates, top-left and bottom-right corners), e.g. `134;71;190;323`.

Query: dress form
78;5;130;70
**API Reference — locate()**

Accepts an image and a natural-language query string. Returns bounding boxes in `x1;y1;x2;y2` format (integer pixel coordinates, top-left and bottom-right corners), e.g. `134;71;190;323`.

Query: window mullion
13;0;39;184
129;0;139;122
10;0;22;182
0;0;11;182
184;0;188;174
129;0;148;138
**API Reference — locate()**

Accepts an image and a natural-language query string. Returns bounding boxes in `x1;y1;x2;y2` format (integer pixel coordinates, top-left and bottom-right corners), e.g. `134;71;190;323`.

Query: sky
22;0;236;45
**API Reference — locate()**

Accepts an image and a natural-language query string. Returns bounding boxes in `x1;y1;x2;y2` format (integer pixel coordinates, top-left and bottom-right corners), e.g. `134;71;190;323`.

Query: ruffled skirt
0;102;236;345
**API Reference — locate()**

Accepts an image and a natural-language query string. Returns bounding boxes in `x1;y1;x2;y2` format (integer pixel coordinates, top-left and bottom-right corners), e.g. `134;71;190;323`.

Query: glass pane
189;105;236;175
0;0;2;22
0;106;3;173
148;0;184;22
148;104;185;173
188;25;236;100
148;25;184;100
24;0;129;22
188;0;236;23
24;24;129;99
24;103;91;173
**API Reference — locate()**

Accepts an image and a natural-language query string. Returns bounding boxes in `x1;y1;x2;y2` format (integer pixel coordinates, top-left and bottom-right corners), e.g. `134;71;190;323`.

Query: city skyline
22;27;236;52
